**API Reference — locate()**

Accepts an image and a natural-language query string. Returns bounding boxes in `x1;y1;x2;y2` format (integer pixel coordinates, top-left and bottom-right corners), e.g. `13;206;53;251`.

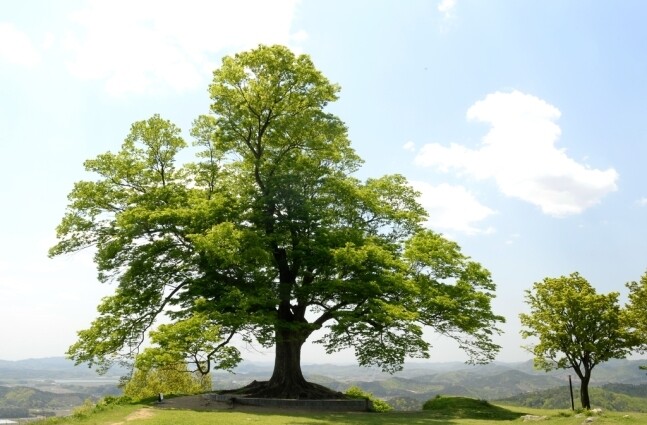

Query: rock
521;415;548;422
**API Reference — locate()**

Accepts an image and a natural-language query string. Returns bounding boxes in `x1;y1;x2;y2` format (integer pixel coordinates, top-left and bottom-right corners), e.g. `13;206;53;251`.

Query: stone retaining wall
208;394;370;411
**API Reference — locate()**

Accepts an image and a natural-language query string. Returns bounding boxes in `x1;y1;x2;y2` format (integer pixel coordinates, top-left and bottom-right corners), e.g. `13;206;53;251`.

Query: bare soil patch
108;407;155;424
125;408;155;420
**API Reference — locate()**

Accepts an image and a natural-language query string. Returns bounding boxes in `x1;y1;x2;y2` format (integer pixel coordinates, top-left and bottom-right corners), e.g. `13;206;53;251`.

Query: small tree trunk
580;374;591;410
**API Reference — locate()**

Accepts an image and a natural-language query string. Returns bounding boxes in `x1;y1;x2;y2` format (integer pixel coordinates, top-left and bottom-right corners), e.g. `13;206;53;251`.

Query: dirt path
108;407;155;425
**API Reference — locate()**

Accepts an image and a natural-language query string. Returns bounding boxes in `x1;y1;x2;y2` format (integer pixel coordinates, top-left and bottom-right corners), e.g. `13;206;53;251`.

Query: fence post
568;375;575;411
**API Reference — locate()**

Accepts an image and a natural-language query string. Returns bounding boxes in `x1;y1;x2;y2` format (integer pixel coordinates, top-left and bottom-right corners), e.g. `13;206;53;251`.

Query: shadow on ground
150;394;526;425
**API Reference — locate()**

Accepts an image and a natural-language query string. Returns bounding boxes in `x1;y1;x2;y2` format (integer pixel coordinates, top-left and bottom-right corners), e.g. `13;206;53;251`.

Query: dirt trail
108;407;155;425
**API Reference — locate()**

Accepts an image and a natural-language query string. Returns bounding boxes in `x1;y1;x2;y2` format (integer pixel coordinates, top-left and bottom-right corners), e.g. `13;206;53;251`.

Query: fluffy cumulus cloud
411;180;495;235
415;91;618;217
63;0;304;96
0;23;41;67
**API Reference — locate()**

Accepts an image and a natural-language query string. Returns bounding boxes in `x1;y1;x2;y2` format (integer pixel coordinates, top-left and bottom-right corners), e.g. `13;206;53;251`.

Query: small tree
129;311;242;376
122;362;212;401
520;272;638;409
122;311;232;400
626;270;647;372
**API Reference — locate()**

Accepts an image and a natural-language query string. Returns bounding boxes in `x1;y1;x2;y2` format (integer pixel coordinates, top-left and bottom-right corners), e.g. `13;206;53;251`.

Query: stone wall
209;394;370;411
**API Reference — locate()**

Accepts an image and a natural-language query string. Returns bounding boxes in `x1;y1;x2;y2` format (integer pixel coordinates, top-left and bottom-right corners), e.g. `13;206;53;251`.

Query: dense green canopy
51;45;504;397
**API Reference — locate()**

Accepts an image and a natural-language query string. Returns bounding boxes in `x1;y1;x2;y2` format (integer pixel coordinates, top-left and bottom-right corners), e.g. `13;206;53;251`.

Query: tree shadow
152;393;527;424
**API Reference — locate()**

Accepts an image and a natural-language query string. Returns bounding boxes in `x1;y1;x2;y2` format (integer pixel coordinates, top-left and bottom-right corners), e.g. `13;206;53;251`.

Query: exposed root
220;380;347;399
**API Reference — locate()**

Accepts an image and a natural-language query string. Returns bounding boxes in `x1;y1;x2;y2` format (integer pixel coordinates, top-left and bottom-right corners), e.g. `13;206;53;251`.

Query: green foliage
386;396;422;411
135;312;241;375
520;273;636;373
122;363;211;401
51;44;504;388
422;395;523;420
344;386;393;412
626;270;647;369
99;395;129;406
520;272;640;408
70;397;122;419
71;399;97;419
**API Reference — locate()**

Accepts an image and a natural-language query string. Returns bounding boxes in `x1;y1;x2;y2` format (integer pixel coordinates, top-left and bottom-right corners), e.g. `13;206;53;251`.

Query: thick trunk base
221;379;346;399
228;327;346;399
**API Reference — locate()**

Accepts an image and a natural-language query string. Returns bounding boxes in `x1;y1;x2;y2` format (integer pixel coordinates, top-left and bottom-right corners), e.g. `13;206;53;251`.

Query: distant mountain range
2;356;645;387
0;358;124;418
1;356;646;412
0;357;125;380
211;358;647;406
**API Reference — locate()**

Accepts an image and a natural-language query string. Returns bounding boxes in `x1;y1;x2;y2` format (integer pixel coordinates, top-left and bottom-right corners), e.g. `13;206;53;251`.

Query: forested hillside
0;386;86;418
496;384;647;412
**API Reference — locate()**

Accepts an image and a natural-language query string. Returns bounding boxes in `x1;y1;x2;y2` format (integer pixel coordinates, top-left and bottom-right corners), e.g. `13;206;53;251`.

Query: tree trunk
266;328;309;397
227;326;344;399
580;374;591;410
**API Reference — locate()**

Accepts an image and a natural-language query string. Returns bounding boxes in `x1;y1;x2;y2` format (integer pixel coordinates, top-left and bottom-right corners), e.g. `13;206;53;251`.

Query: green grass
34;396;647;425
422;395;524;420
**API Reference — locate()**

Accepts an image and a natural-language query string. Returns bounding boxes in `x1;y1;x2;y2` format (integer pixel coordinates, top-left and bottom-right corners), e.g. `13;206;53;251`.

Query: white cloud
403;141;416;152
438;0;456;20
64;0;304;96
438;0;456;14
0;23;41;67
415;91;618;217
637;197;647;206
411;180;495;235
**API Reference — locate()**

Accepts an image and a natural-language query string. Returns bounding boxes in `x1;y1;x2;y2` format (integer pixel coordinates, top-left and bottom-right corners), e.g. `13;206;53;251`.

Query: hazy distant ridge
1;357;646;413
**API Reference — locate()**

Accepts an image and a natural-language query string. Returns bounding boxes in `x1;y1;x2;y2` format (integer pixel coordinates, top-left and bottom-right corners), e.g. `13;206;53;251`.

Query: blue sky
1;0;646;366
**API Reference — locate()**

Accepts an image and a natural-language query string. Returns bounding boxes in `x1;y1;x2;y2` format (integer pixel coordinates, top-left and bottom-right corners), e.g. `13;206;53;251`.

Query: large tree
51;45;504;398
520;272;638;409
